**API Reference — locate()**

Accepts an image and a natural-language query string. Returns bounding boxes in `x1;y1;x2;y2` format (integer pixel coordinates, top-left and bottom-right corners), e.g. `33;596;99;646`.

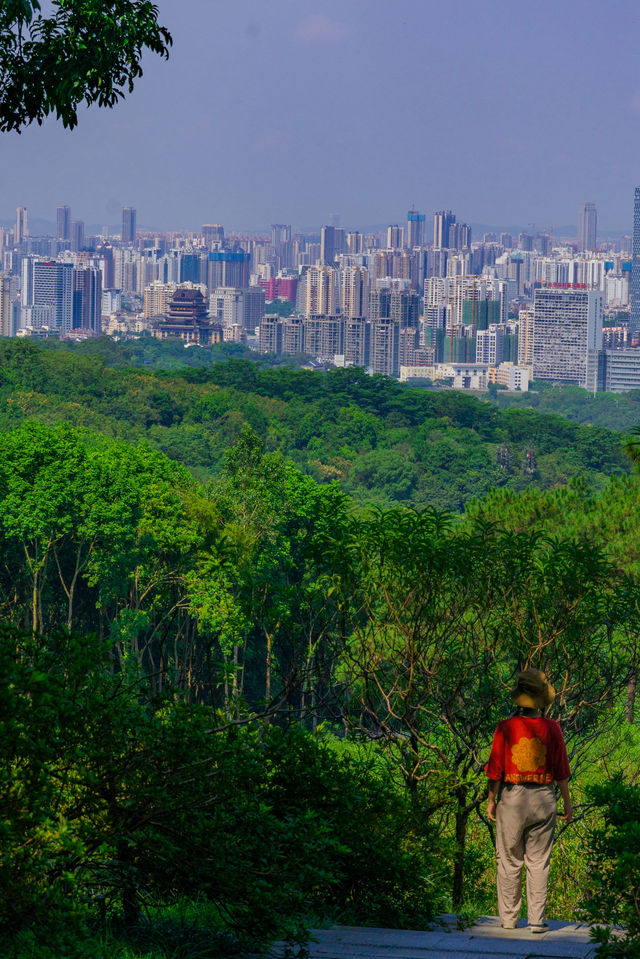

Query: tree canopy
0;0;171;132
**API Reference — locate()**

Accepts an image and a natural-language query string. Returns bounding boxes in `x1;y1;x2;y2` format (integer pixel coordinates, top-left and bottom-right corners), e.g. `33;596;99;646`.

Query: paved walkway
284;916;600;958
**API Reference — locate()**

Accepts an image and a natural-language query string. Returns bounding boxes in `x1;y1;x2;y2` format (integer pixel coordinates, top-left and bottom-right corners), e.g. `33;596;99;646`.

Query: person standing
486;668;573;933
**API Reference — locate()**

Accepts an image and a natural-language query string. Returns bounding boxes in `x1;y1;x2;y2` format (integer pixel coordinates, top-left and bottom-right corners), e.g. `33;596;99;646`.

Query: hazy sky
3;0;640;234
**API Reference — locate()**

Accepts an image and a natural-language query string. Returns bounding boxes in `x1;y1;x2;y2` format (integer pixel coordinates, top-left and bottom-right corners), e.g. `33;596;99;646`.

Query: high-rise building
122;207;137;244
369;287;419;327
96;241;116;290
476;325;505;365
346;231;363;254
144;281;177;318
320;226;337;265
370;318;401;376
305;314;344;362
71;220;85;253
433;211;456;249
259;277;298;302
20;256;39;308
57;205;71;241
281;315;305;355
72;267;102;332
344;318;370;367
448;222;472;251
340;266;369;319
407;210;425;248
578;202;597;251
369;287;420;376
386;225;405;249
210;286;265;331
258;314;284;356
0;275;11;337
32;261;74;331
518;309;534;368
532;286;603;384
15;207;28;244
304;266;338;316
207;250;250;289
271;224;291;246
631;187;640;340
179;254;202;284
203;224;224;247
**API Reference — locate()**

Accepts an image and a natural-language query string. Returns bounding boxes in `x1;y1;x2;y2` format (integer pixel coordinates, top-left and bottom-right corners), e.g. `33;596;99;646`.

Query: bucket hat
510;668;555;710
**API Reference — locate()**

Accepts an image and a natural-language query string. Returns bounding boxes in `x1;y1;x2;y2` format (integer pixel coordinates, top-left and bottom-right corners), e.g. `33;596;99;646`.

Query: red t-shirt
485;715;571;785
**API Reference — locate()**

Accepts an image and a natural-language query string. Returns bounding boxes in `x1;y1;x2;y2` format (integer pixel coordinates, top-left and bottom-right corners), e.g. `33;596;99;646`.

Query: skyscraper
32;261;74;331
578;202;597;251
0;275;11;337
305;314;344;362
271;223;293;268
343;318;370;367
71;220;85;253
15;207;28;244
122;207;137;244
433;211;456;249
341;267;369;319
203;224;224;247
407;210;425;248
72;267;102;332
386;225;404;249
369;286;420;376
271;224;291;246
631;188;640;340
346;231;363;254
304;266;338;316
206;250;250;289
320;226;336;265
532;286;603;384
210;286;265;331
56;205;71;241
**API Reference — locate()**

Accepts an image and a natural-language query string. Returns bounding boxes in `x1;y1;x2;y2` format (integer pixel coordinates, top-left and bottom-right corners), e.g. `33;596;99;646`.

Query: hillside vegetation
494;381;640;432
0;338;629;511
2;338;640;958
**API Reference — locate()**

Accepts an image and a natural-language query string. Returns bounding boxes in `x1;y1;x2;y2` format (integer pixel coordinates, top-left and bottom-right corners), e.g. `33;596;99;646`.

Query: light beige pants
495;783;557;926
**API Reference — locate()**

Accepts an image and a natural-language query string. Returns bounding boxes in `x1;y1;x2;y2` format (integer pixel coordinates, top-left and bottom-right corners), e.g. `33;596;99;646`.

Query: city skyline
2;0;640;231
3;191;635;391
0;204;632;242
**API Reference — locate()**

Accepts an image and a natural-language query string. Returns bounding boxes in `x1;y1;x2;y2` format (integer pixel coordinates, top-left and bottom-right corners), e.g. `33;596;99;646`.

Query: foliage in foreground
0;626;445;956
580;776;640;957
0;0;172;132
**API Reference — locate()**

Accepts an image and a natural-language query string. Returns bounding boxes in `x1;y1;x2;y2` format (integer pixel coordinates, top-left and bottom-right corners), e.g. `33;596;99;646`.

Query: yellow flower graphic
511;736;546;773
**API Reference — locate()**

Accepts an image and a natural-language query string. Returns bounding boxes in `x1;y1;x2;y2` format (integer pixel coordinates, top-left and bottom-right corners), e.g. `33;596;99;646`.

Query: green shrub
0;626;446;956
581;775;640;956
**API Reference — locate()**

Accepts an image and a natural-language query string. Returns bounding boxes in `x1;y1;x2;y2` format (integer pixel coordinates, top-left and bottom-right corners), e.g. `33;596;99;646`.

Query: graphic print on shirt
511;736;546;773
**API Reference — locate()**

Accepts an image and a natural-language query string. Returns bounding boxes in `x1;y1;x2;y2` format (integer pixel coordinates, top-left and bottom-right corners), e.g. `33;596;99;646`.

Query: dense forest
3;338;640;958
494;381;640;432
0;338;629;511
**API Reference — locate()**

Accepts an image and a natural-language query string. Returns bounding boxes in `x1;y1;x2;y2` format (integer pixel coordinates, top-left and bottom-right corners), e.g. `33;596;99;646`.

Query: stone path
276;916;601;958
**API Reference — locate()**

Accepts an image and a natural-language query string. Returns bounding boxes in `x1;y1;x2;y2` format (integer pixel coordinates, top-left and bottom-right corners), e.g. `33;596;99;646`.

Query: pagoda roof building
153;287;222;345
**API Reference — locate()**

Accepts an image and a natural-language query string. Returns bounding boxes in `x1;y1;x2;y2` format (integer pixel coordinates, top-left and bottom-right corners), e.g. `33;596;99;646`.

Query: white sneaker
529;923;549;934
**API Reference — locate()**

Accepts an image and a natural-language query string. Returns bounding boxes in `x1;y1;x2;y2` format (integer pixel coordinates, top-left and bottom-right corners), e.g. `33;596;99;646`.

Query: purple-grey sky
3;0;640;234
